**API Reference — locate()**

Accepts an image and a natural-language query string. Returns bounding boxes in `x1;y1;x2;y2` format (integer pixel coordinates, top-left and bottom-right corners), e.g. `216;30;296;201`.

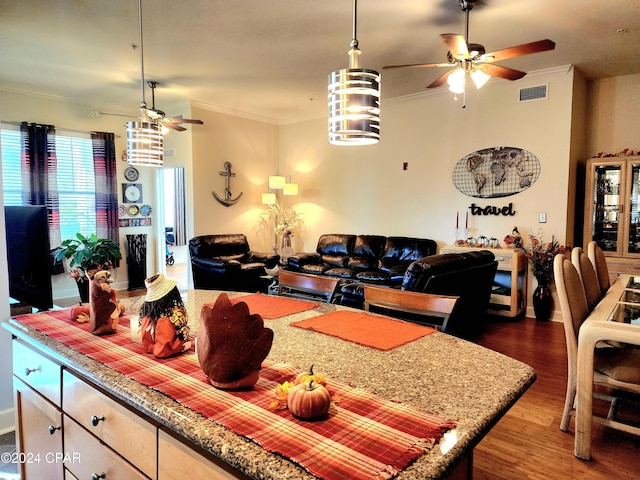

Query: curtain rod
1;121;121;138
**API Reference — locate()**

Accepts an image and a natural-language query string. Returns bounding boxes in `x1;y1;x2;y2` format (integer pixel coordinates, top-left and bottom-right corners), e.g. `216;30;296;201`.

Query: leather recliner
189;234;279;292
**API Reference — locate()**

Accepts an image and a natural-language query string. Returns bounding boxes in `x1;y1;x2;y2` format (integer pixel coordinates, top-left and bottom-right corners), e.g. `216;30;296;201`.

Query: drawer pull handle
91;473;106;480
91;415;105;426
48;425;61;435
25;367;40;376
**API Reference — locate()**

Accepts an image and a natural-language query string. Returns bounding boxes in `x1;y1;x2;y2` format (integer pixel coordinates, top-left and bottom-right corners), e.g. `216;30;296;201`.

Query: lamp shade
126;121;164;167
471;69;491;89
261;193;277;205
447;68;466;94
283;182;298;196
328;68;380;146
268;175;286;189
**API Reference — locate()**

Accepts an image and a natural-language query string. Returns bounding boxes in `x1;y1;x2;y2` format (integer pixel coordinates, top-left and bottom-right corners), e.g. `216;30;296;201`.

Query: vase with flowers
523;232;566;321
54;233;122;303
260;201;304;260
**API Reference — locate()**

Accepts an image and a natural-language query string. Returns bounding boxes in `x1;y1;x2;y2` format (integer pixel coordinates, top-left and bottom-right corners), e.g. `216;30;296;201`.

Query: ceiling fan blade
427;69;455;89
165;117;204;125
383;62;453;70
441;34;469;59
482;64;527;81
163;122;187;132
483;39;555;63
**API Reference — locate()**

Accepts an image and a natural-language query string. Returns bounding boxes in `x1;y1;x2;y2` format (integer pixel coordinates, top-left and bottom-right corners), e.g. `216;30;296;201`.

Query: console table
441;245;527;318
4;290;535;480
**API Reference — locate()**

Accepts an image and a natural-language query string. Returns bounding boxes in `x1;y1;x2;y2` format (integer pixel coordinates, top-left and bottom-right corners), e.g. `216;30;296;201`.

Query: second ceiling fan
384;0;555;93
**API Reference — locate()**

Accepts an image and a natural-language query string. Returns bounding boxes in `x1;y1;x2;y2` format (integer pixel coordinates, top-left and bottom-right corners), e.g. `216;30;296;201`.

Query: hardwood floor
474;316;640;479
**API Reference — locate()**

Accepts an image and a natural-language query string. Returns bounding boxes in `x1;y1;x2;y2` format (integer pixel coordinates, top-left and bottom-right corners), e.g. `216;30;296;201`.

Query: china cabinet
584;156;640;278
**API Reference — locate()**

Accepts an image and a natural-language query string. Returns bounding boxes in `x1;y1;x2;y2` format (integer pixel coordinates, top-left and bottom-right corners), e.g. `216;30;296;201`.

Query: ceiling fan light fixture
447;68;466;94
328;0;380;146
471;68;491;89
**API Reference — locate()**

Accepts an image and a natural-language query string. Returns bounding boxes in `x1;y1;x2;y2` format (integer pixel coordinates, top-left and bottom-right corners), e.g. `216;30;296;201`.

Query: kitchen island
4;290;535;479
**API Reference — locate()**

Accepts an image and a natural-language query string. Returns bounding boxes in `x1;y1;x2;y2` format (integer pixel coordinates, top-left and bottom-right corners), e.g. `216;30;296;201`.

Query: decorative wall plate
118;204;127;217
452;147;541;198
124;166;139;181
127;204;140;216
140;204;152;216
122;183;143;203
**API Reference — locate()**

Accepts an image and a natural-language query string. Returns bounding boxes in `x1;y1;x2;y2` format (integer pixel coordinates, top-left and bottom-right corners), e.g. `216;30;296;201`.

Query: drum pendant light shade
126;0;164;167
328;0;380;146
268;175;286;189
328;68;380;146
126;121;164;167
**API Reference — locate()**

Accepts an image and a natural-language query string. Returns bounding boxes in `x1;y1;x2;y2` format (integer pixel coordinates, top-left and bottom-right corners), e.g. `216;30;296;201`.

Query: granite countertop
4;290;536;480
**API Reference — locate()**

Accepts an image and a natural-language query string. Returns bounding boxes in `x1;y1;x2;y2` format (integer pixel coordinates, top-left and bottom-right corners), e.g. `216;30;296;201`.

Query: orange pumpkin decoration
287;380;331;420
294;364;327;387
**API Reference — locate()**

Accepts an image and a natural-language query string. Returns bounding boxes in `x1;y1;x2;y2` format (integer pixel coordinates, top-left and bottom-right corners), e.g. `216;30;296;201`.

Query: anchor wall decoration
213;162;243;207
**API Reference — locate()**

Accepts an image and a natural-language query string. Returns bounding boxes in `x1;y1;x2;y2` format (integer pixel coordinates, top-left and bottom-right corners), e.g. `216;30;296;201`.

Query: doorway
161;167;188;290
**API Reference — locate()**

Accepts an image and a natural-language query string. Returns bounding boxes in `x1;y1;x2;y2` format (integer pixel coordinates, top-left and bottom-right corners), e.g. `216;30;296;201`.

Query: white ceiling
1;0;639;124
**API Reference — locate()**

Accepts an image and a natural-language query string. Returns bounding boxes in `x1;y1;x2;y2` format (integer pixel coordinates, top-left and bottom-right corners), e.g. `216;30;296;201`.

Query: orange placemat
229;293;319;319
291;310;436;351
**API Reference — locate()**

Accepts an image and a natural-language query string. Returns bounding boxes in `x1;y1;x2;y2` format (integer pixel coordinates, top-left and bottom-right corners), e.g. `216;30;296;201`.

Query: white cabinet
441;245;527;317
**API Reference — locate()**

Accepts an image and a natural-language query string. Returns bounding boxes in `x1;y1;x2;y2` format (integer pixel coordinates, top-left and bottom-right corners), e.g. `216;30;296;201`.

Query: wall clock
124;166;139;181
122;183;143;203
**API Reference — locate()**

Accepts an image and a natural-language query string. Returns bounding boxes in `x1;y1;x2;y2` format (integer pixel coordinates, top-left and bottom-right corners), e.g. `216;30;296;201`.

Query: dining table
575;274;640;460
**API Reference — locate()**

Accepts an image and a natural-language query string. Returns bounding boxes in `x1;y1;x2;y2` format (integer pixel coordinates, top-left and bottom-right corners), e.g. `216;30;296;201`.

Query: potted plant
54;233;122;303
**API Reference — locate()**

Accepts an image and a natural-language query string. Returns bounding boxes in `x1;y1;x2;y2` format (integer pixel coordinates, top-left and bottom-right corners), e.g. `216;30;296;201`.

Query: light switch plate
539;212;547;223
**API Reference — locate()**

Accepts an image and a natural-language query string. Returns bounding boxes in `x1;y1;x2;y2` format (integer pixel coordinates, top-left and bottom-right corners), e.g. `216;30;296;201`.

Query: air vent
518;84;548;102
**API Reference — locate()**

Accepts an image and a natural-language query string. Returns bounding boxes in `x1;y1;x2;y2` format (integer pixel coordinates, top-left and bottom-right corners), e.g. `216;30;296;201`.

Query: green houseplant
54;233;122;303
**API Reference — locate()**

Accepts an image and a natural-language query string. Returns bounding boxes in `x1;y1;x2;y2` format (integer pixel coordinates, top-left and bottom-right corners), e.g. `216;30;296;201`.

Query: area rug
15;309;455;480
291;310;437;351
228;293;319;319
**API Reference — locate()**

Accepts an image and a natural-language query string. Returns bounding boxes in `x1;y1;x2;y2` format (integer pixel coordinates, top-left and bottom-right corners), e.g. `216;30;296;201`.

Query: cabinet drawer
13;340;61;406
63;371;157;479
493;254;513;268
14;377;63;480
64;417;148;480
158;429;248;479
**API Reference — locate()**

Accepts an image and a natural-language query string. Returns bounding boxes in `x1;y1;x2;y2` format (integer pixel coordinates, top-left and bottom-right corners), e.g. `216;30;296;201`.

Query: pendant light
126;0;163;167
328;0;380;146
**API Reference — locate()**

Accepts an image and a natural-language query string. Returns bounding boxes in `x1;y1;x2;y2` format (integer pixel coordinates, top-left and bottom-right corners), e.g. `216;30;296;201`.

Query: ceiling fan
146;80;203;132
383;0;555;94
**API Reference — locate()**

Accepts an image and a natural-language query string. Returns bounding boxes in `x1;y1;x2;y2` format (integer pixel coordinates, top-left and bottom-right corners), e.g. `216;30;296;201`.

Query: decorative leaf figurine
197;293;273;389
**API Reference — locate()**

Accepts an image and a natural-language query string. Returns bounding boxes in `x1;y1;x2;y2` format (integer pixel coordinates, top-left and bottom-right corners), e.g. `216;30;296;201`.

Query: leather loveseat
363;250;498;338
285;234;437;292
189;234;279;292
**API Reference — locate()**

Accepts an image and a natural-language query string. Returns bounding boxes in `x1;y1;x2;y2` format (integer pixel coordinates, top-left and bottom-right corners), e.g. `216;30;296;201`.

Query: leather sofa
189;234;280;292
286;233;437;290
362;250;498;338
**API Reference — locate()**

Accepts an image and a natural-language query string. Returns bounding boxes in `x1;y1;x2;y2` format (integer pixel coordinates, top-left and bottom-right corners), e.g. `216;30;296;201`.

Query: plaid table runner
16;310;455;480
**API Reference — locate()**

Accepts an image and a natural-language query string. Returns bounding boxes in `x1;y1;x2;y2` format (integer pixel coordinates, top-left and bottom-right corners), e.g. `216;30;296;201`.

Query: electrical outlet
539;212;547;223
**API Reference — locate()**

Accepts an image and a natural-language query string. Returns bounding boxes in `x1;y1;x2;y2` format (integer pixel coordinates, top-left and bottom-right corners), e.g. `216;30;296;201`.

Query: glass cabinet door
628;163;640;254
590;163;623;254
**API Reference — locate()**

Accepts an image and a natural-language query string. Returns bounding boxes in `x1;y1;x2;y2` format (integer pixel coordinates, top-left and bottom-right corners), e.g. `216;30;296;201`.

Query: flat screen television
4;205;53;310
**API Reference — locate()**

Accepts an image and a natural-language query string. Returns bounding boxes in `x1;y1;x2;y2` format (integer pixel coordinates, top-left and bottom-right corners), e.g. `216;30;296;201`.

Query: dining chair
571;247;602;311
363;284;459;331
587;241;611;296
554;254;640;434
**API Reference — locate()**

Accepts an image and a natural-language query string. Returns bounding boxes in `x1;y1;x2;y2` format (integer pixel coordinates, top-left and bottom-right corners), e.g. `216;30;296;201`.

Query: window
1;128;97;246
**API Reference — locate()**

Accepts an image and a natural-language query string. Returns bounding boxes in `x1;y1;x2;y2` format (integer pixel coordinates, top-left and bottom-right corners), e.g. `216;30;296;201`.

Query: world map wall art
452;147;540;198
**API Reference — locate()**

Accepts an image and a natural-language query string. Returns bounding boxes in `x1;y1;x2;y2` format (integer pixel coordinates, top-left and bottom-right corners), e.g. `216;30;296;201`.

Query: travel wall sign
469;202;516;217
452;147;540;198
